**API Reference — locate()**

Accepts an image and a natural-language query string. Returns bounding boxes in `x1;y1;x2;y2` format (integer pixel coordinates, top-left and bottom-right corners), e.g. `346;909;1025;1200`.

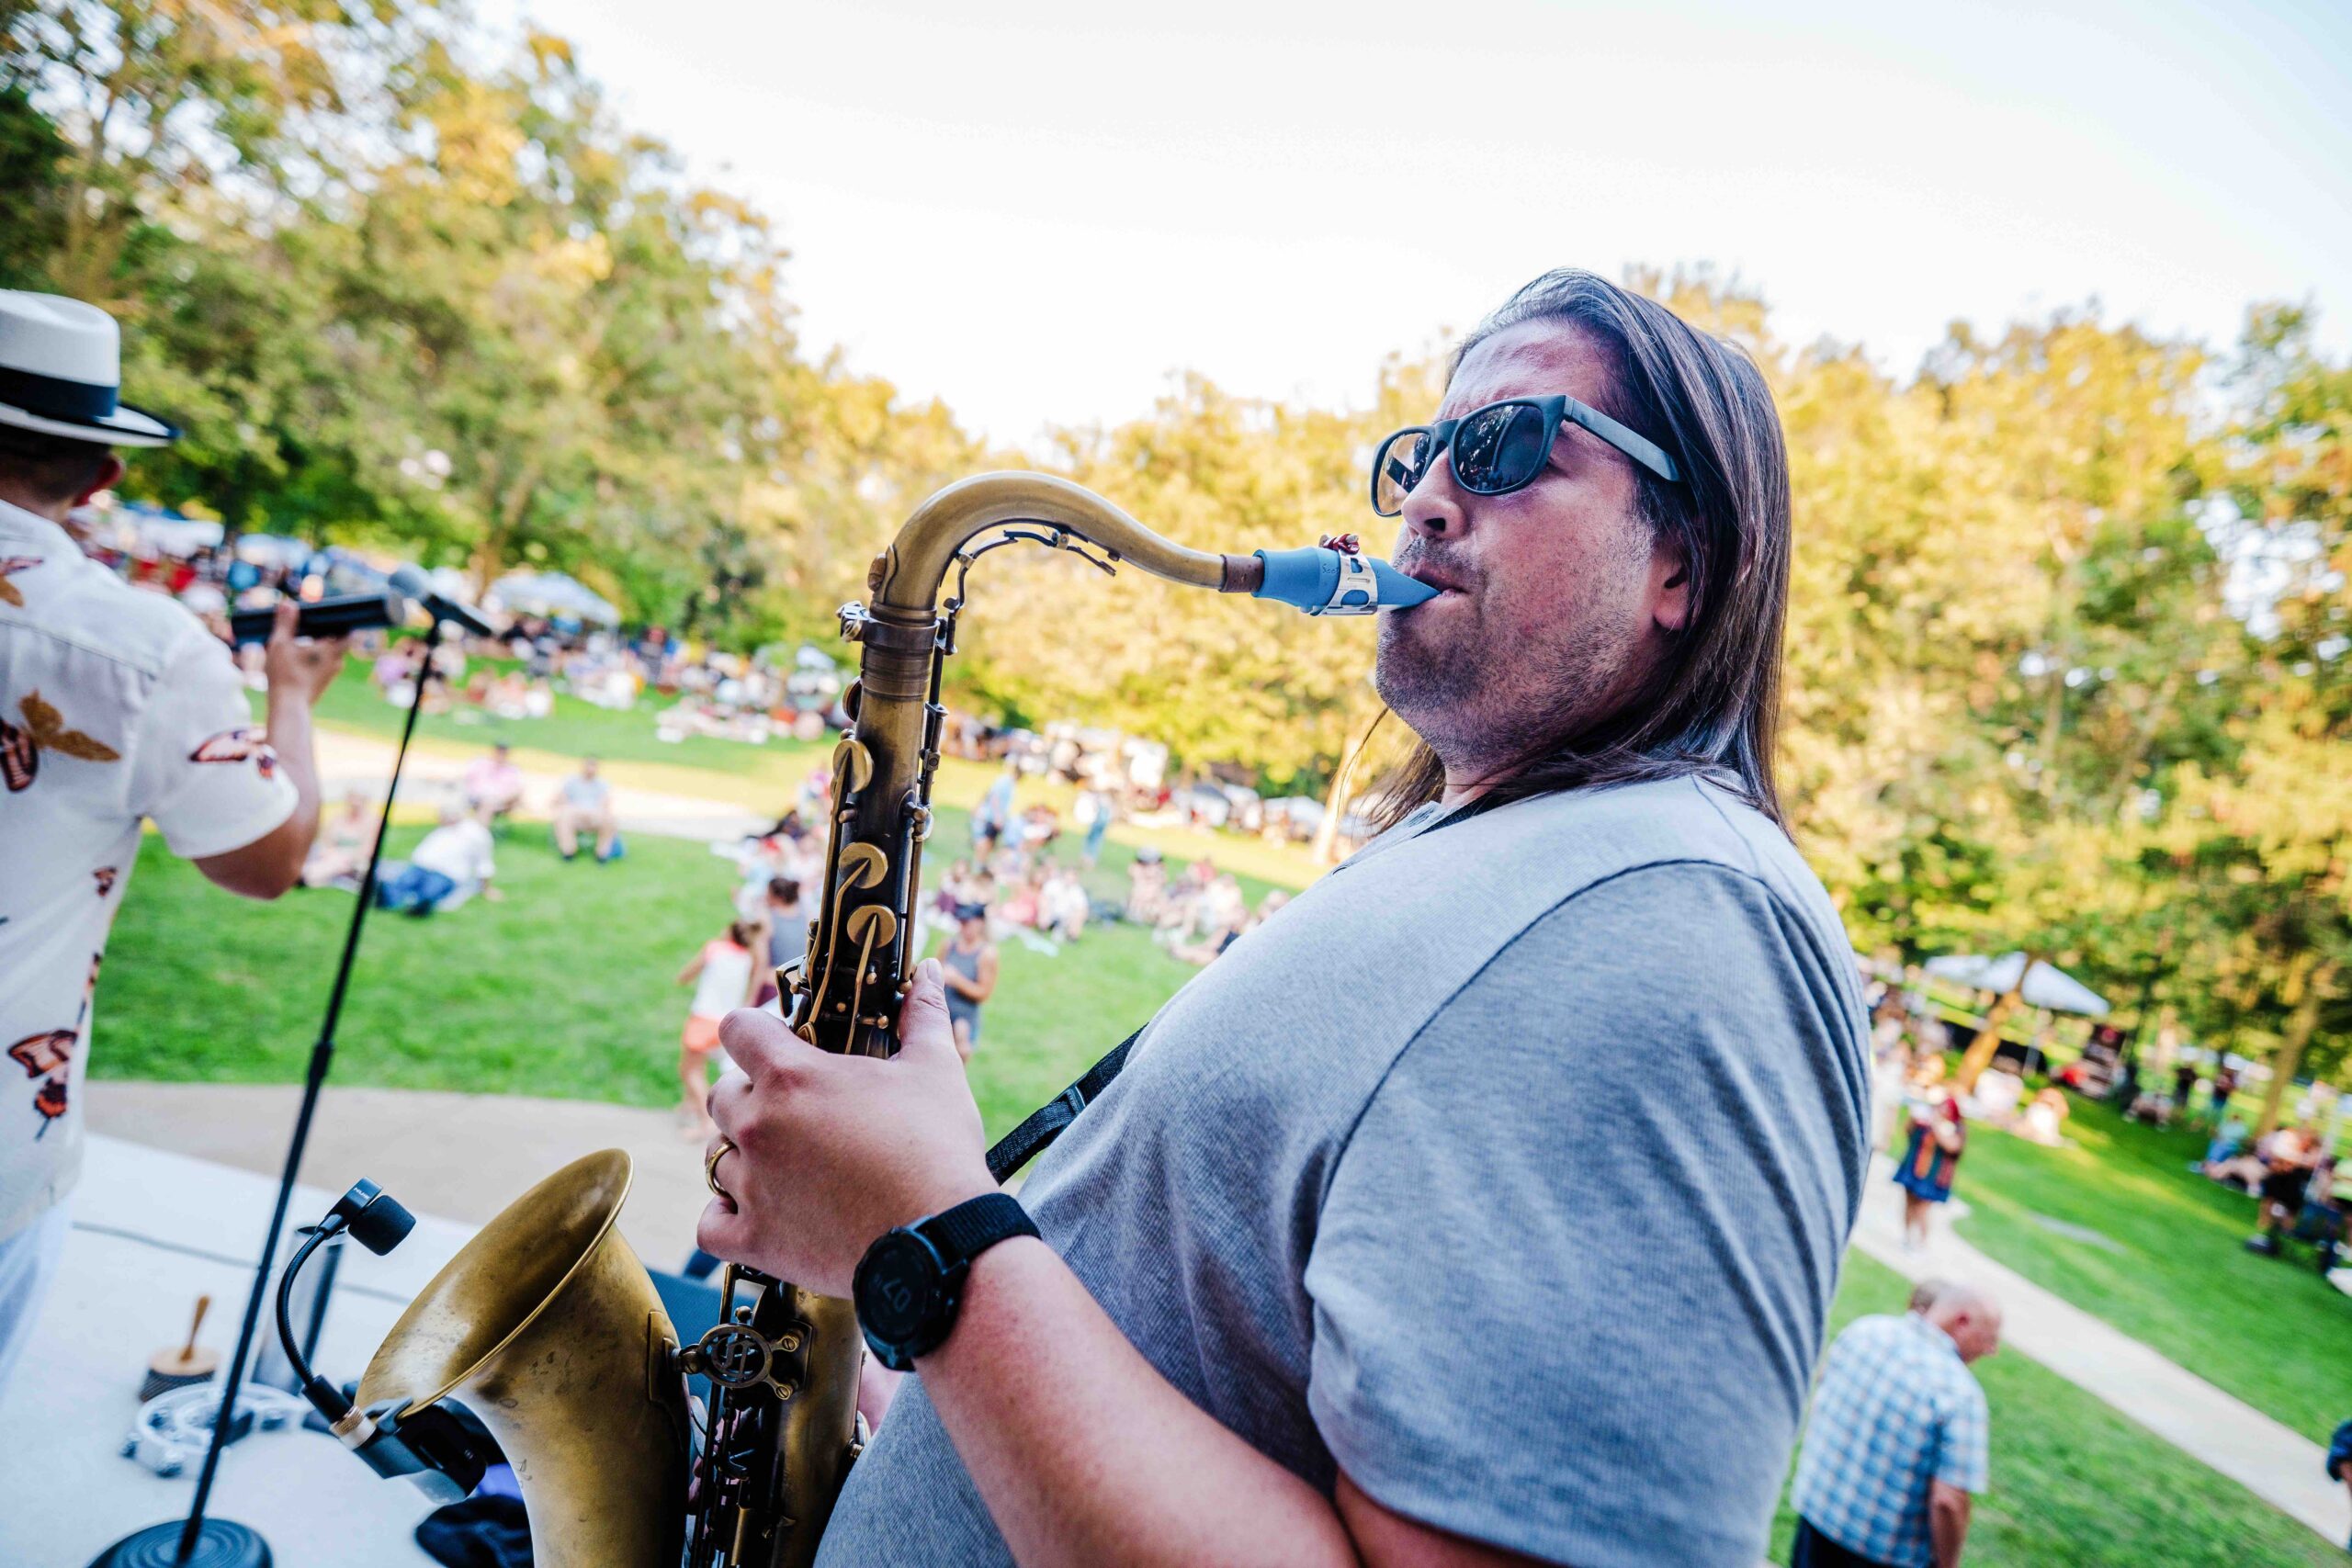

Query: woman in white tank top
675;920;756;1136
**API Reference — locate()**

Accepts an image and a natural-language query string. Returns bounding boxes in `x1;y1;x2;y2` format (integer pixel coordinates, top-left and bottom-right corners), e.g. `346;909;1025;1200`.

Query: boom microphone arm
386;566;500;637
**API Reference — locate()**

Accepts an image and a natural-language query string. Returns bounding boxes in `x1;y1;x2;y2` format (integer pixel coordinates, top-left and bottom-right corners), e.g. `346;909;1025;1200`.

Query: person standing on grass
935;901;997;1061
1895;1096;1967;1250
552;754;618;862
1791;1278;1998;1568
1075;784;1114;867
0;290;345;1397
675;919;757;1135
751;876;806;1008
970;759;1016;858
2211;1064;2239;1128
1870;1006;1915;1154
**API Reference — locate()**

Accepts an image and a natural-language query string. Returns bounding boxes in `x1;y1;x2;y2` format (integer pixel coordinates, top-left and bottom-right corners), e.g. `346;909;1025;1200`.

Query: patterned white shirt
1791;1311;1991;1567
0;499;295;1240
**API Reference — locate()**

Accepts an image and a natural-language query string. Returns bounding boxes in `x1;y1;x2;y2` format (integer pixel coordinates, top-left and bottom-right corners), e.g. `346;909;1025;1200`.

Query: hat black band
0;364;118;423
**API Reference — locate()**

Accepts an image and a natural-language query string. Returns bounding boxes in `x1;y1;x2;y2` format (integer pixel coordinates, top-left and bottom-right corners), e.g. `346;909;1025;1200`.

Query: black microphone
387;564;501;637
278;1180;488;1502
227;590;408;646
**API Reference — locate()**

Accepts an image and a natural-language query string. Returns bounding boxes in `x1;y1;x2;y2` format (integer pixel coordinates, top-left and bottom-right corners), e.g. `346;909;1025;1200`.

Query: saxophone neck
862;468;1433;622
866;470;1236;618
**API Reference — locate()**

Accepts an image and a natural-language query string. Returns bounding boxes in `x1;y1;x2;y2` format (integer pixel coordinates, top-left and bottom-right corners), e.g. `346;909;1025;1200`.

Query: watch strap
918;1191;1037;1268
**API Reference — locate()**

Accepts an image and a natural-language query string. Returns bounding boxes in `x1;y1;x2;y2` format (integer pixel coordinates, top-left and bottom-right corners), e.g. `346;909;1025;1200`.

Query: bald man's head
1918;1281;2003;1363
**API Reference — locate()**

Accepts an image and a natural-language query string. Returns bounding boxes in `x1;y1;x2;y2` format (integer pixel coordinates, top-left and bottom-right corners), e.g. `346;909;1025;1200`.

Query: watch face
856;1230;941;1347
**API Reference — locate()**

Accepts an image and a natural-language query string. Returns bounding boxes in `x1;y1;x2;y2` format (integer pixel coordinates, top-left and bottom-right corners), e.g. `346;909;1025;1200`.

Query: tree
2165;306;2352;1122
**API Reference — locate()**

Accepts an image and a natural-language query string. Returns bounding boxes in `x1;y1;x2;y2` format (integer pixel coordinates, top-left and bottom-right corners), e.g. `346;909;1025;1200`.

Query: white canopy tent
485;570;621;626
1925;952;2111;1017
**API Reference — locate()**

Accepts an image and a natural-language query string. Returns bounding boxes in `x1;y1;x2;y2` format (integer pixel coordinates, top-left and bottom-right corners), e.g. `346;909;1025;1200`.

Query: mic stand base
87;1519;269;1568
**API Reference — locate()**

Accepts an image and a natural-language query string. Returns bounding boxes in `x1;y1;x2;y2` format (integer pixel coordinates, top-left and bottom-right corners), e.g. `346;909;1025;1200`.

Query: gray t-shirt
816;776;1871;1568
560;773;609;810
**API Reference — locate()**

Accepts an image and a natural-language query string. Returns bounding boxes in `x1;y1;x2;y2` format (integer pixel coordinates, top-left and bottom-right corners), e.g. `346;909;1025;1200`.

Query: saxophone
306;472;1430;1567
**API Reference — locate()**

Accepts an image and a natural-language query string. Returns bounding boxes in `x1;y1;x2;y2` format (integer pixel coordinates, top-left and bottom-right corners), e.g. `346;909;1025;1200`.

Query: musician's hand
696;959;994;1296
262;599;349;708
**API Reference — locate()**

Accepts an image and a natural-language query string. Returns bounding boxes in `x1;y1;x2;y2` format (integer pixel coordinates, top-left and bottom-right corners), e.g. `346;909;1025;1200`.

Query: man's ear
1648;535;1691;633
74;453;125;509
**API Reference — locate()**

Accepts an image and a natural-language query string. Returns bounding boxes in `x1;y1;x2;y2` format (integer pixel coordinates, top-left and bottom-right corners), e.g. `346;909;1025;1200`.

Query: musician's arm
920;1235;1548;1568
698;964;1551;1568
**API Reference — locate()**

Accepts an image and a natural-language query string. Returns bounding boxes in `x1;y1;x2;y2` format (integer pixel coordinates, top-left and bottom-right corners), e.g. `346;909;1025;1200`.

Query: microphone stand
92;615;448;1568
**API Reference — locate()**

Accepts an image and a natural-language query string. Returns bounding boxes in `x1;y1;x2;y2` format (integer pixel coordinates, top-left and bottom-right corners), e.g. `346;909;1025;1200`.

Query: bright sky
512;0;2352;448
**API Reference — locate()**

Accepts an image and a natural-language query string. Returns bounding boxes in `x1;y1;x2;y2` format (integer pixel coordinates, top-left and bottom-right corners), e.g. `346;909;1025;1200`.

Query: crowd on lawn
667;758;1294;1133
291;746;627;916
75;508;836;744
1858;970;2352;1273
286;698;1301;1143
1860;987;2067;1253
365;623;843;746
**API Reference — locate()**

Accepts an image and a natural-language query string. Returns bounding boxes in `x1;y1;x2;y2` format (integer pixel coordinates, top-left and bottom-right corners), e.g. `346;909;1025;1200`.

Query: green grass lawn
1949;1095;2352;1445
1769;1251;2344;1567
92;813;1210;1140
94;824;742;1107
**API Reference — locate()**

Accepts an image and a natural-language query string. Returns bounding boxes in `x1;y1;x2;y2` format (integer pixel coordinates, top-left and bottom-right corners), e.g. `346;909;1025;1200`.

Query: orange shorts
681;1015;724;1054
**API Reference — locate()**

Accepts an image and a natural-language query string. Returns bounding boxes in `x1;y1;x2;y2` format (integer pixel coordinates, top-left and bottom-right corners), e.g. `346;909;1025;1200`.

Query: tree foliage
2;1;2345;1074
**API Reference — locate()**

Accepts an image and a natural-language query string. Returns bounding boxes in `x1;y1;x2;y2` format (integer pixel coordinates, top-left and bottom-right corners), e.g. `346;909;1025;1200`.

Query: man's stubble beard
1374;595;1633;785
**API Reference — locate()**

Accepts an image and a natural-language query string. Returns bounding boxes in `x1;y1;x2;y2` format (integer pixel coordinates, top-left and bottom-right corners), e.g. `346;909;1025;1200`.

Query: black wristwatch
853;1192;1038;1371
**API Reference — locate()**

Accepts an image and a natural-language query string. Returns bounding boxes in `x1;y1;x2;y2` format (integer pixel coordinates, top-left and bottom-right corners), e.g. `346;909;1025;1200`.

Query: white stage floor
0;1136;481;1567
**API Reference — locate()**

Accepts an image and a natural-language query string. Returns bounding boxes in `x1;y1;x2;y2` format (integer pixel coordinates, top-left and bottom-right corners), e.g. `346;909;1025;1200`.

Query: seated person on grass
375;800;500;915
462;740;525;824
554;755;619;863
2246;1136;2321;1256
2199;1111;2251;1173
300;784;379;890
1122;847;1169;924
2018;1087;2070;1147
2303;1160;2347;1269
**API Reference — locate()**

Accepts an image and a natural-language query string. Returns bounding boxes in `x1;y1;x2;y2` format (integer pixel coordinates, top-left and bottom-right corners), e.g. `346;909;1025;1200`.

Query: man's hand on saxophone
697;959;995;1300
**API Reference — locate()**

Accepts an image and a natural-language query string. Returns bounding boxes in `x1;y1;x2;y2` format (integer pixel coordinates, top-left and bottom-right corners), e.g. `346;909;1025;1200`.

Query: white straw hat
0;290;178;447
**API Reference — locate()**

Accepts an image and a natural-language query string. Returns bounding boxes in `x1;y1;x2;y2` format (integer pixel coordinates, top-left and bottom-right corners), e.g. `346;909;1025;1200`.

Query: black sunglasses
1369;394;1682;517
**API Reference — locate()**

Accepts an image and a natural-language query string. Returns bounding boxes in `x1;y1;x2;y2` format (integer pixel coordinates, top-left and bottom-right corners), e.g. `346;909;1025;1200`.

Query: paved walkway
1849;1153;2346;1544
312;728;768;845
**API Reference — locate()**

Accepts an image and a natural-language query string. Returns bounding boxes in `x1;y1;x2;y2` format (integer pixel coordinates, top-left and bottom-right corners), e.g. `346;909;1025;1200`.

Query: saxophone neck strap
986;1029;1139;1183
980;795;1504;1185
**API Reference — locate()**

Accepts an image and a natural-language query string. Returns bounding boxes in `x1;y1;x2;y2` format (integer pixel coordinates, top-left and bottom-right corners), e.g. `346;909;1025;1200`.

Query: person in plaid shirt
1790;1279;2000;1568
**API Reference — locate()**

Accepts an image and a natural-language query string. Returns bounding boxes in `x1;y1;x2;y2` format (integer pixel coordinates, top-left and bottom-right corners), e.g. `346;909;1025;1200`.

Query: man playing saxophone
697;269;1871;1568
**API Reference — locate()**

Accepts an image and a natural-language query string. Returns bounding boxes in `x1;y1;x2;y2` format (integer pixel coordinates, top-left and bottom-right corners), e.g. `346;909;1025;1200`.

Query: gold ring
705;1135;738;1205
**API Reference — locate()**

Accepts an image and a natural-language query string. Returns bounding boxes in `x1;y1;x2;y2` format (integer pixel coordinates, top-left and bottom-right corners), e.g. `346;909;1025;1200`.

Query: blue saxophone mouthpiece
1250;547;1438;616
